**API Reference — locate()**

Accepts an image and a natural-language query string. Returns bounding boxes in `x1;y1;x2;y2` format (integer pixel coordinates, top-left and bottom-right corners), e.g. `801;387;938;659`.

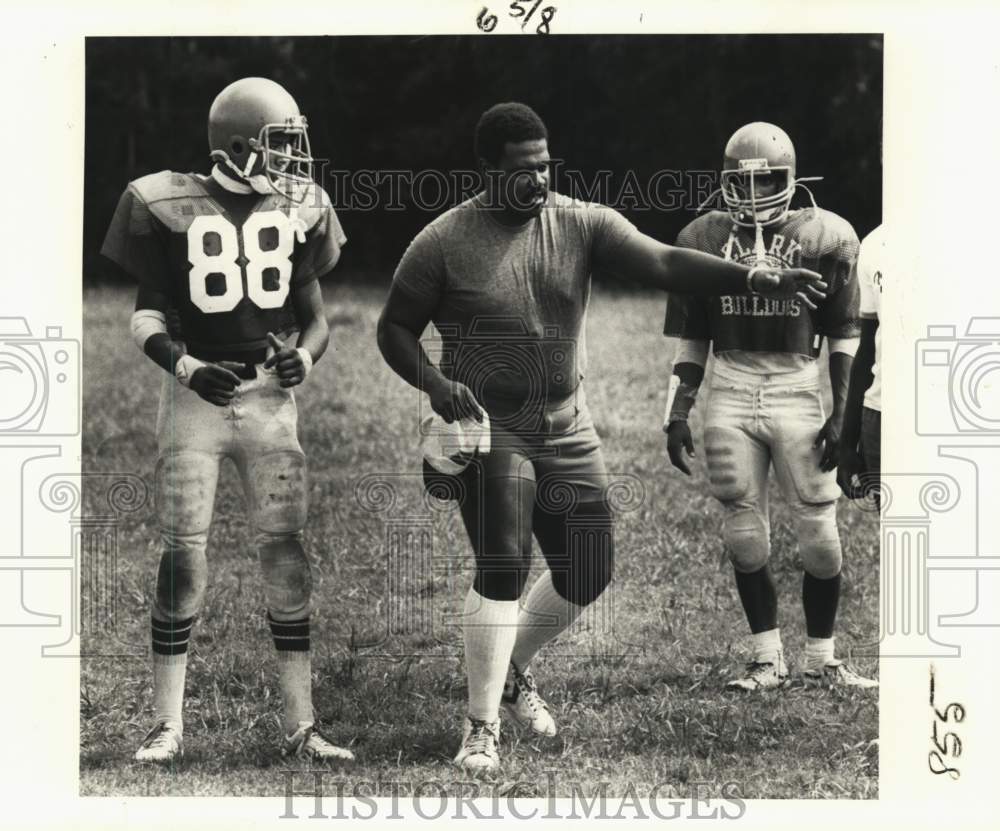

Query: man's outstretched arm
598;231;827;308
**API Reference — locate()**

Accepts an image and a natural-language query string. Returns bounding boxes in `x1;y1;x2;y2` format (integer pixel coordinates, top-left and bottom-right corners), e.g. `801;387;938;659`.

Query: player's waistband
480;385;584;417
184;345;269;378
710;360;820;389
181;326;297;373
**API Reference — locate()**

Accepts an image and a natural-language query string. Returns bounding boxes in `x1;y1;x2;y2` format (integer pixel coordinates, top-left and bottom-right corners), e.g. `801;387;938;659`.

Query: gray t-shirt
392;192;639;400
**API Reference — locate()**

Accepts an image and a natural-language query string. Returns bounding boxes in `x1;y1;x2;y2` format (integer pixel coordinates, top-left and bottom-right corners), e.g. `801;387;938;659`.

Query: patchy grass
80;281;878;798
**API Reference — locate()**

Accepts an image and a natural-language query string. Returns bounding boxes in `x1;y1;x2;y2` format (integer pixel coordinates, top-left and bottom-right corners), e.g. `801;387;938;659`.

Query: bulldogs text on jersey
663;208;860;357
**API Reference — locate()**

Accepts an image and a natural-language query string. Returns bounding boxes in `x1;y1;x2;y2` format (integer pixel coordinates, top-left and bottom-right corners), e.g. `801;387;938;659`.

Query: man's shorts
423;386;607;507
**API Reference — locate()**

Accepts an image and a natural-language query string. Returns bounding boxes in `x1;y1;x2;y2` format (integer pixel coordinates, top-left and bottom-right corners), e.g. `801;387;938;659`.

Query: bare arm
376;282;483;422
597;231;827;307
663;338;709;476
840;318;877;453
263;280;330;388
376;280;447;395
132;283;241;405
815;345;857;472
829;349;854;421
291;280;330;363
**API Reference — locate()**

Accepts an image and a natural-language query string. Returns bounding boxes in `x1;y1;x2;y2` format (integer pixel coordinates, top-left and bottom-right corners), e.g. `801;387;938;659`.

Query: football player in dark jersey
663;123;877;691
102;78;354;763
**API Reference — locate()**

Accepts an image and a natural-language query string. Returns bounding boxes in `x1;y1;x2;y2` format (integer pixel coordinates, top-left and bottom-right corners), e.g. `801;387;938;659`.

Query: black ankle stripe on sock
268;613;310;652
151;616;194;656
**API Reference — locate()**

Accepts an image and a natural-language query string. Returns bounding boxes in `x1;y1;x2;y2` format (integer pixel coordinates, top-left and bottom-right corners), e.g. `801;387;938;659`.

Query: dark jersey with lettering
101;170;345;358
663;208;859;357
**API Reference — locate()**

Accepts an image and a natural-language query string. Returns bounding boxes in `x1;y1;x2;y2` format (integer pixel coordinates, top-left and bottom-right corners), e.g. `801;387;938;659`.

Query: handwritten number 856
928;668;964;780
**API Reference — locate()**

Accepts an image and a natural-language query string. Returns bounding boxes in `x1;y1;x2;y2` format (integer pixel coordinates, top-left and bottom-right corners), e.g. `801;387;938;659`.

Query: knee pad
257;533;312;619
246;451;309;536
793;501;842;578
155;450;218;551
721;502;770;573
539;500;615;607
704;425;752;503
153;543;207;622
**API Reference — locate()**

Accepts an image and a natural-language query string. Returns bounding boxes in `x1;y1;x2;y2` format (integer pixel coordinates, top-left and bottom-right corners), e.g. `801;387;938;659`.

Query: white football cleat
282;722;356;763
134;720;184;764
801;659;879;689
453;717;500;775
725;652;789;692
502;663;557;737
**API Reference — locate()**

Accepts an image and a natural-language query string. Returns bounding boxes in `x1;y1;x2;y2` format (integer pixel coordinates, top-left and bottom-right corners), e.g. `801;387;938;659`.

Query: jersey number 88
187;211;294;314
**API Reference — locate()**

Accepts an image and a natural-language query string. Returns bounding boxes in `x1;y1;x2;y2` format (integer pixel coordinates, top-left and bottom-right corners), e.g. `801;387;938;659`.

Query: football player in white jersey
838;224;884;504
102;78;354;764
663;123;878;691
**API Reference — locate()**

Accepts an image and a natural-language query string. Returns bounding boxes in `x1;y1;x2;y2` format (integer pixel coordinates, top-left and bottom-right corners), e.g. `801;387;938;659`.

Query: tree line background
84;35;882;285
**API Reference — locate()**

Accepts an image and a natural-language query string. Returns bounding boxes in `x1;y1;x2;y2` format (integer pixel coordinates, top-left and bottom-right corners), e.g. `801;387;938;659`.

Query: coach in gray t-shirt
392;188;637;401
377;102;826;775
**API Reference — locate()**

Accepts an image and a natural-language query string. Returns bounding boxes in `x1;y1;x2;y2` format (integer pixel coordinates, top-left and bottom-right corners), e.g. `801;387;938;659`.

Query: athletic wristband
174;354;206;388
829;336;860;358
296;347;314;378
130;309;167;351
662;375;697;431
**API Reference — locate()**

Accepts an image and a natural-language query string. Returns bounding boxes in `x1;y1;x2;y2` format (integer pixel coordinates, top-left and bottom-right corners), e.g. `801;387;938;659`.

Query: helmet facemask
211;115;314;202
720;160;794;228
256;115;314;202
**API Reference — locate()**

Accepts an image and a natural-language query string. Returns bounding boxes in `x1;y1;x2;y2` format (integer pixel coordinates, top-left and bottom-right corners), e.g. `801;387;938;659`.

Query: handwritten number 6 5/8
477;3;556;35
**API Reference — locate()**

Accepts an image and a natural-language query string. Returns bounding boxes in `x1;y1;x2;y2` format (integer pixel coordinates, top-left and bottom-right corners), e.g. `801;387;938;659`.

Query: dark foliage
85;35;882;284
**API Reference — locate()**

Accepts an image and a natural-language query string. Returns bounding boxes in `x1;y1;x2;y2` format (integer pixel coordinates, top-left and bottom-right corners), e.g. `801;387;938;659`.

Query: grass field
79;281;879;799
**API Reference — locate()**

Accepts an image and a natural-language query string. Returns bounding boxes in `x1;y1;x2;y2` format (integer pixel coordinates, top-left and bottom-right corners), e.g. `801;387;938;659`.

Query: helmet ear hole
230;138;244;157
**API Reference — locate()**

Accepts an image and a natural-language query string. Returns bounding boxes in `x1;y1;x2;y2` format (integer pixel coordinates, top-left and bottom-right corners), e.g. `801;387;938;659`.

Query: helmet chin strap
209;149;274;195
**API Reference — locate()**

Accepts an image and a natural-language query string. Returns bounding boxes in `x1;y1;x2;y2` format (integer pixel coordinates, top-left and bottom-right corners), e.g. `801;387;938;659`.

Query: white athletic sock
463;587;519;722
152;653;187;730
276;652;314;734
750;628;783;663
510;571;585;670
804;636;836;667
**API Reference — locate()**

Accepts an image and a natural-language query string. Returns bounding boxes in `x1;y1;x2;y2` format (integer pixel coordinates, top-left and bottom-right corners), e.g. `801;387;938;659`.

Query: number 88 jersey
101;170;345;360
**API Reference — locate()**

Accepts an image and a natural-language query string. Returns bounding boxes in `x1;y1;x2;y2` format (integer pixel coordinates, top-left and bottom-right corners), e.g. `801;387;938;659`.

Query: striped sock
268;612;313;733
150;616;194;729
